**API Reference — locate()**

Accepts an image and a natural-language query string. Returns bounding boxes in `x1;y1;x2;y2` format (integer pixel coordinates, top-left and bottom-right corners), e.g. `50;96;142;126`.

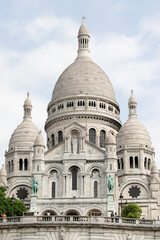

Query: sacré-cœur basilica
0;18;160;223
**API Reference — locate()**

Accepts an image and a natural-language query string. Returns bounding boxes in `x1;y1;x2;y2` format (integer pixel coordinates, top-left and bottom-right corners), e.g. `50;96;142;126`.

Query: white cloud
5;16;78;43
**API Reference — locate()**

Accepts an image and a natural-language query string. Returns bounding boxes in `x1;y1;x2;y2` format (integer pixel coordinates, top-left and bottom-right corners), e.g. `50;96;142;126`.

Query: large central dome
51;19;116;104
52;57;116;102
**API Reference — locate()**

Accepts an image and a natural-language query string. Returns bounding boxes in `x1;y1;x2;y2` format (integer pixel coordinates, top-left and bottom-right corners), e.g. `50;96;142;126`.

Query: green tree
0;187;27;217
122;204;142;219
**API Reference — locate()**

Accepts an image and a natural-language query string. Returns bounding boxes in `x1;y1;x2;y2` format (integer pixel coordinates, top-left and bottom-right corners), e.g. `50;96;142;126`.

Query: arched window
51;134;55;147
100;130;106;148
52;182;55;198
148;158;151;170
19;159;23;171
24;158;28;170
144;157;147;169
118;159;120;170
121;158;124;170
72;168;78;190
8;161;11;173
130;156;133;168
11;160;14;172
135;156;138;168
58;131;63;143
94;181;98;198
89;128;96;144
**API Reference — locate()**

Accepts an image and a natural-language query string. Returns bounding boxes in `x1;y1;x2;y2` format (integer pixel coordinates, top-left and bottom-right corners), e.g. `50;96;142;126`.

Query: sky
1;0;160;167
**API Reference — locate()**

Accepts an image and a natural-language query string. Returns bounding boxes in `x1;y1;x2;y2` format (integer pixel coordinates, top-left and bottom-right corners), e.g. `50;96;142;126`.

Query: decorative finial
131;89;133;95
82;16;86;22
27;92;29;97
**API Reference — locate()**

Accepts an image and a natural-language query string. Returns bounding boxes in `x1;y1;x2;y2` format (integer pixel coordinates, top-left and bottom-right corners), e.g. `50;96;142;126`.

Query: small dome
8;94;39;150
117;114;151;148
151;163;159;174
78;19;89;36
9;119;39;150
0;165;7;177
106;133;116;144
117;91;152;148
34;131;45;146
24;92;32;107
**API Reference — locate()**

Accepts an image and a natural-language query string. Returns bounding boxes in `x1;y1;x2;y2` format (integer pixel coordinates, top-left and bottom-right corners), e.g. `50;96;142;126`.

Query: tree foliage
0;187;27;217
122;204;142;219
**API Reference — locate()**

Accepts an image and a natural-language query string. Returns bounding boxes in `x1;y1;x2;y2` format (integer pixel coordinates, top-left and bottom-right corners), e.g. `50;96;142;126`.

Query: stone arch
87;125;99;133
86;164;104;176
120;180;150;198
7;182;31;197
66;163;83;173
40;207;59;216
45;165;62;176
85;207;105;216
65;126;83;137
64;207;83;216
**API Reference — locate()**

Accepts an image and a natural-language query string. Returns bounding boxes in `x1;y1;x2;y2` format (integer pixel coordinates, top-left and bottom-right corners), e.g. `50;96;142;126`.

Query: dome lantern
128;90;137;118
77;16;90;59
23;92;32;119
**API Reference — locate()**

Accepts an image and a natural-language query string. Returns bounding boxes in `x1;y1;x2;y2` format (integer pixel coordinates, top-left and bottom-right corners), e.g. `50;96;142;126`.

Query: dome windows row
117;156;152;171
48;100;119;116
79;38;89;49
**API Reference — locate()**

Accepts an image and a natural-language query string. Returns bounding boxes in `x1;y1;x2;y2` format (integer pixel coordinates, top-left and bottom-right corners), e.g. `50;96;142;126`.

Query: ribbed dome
117;90;152;148
34;131;45;146
9;119;39;150
117;117;152;148
8;94;39;150
106;133;116;144
52;57;116;102
51;19;116;103
151;163;159;174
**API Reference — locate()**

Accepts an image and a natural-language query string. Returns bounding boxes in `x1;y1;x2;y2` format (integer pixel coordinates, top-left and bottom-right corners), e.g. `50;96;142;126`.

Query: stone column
62;174;67;196
140;149;144;173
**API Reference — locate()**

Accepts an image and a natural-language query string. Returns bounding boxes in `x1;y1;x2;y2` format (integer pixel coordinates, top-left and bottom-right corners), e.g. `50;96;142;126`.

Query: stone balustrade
0;216;156;226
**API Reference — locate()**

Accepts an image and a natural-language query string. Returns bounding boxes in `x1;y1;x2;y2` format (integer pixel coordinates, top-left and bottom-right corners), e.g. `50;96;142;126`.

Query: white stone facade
1;19;160;220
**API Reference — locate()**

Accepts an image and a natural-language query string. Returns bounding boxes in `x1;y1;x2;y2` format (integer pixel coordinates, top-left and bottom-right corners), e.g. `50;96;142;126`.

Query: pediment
44;141;65;159
85;140;105;159
64;120;86;137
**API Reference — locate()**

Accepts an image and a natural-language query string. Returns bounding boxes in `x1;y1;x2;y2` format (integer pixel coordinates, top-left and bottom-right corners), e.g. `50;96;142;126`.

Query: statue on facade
71;135;78;154
31;175;38;194
107;175;114;193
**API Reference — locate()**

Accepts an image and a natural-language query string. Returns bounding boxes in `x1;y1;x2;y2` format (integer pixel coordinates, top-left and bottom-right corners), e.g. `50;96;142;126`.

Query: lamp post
11;194;15;217
119;193;123;217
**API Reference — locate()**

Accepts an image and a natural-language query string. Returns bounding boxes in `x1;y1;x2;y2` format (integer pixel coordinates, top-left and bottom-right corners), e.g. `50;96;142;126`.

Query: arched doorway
87;209;102;216
65;209;80;216
42;210;57;216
